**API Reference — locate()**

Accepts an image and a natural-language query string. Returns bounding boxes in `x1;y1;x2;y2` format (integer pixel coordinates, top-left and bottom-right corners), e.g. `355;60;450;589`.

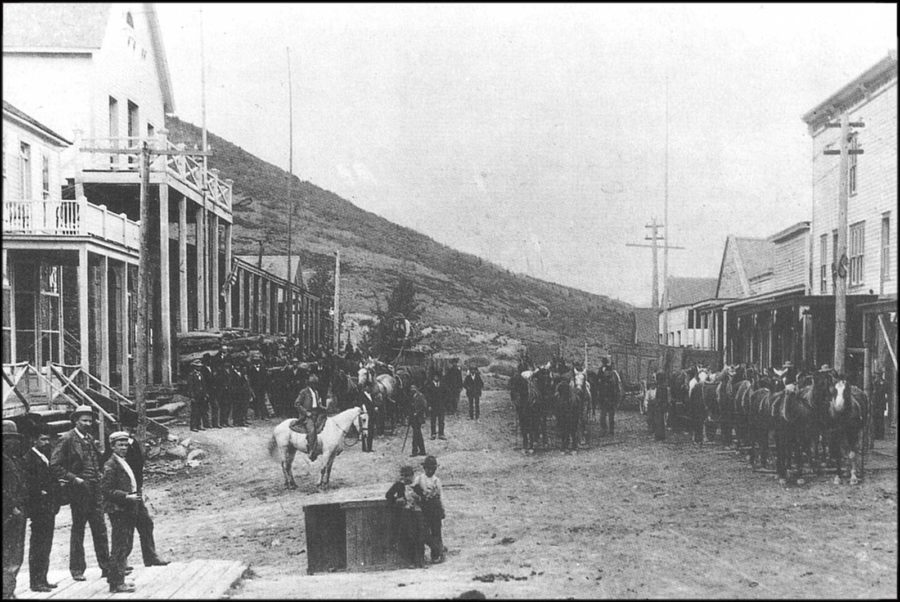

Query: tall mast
662;76;670;345
286;47;294;335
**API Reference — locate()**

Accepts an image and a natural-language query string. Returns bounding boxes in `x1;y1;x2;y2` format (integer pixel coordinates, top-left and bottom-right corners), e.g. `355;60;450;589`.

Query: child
413;455;446;564
385;465;424;567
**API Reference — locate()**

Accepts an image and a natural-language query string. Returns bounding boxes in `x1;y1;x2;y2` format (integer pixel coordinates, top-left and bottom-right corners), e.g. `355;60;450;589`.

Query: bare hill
166;116;638;358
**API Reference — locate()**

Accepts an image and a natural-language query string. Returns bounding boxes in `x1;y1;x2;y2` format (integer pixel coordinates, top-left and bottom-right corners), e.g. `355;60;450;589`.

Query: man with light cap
3;420;27;598
295;374;327;461
101;431;140;593
51;405;110;581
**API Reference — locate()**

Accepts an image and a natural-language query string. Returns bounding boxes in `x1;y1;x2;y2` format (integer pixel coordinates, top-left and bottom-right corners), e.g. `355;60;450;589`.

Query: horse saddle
289;418;326;434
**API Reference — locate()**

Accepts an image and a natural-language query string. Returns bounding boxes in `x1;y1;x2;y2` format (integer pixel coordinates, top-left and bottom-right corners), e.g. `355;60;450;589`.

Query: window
849;221;865;287
820;234;828;293
881;214;891;288
109;97;119;167
41;153;50;200
848;133;858;196
676;331;682;347
127;101;139;166
19;142;31;199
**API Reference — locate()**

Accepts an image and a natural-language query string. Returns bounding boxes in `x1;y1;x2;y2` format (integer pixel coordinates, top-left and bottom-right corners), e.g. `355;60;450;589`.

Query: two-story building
802;50;897;425
3;3;329;397
659;277;718;347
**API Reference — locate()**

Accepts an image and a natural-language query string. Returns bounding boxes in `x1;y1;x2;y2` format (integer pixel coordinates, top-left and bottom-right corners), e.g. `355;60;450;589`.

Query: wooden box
304;499;418;574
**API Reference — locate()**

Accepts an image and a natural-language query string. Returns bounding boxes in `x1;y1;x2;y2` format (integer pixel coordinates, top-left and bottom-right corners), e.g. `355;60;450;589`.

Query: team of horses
663;364;869;486
509;364;623;455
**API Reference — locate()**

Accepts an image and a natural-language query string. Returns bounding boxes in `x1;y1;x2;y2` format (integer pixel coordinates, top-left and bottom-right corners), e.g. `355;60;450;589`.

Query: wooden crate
304;499;412;575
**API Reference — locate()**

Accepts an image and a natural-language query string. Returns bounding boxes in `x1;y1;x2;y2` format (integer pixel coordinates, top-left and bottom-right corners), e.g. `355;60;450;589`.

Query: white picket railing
2;198;140;249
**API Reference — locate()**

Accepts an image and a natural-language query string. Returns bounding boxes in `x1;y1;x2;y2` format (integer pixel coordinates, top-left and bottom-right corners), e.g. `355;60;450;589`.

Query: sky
156;3;897;307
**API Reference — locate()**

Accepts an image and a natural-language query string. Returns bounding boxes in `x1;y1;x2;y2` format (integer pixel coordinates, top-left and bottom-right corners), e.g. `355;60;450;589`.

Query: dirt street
35;388;897;598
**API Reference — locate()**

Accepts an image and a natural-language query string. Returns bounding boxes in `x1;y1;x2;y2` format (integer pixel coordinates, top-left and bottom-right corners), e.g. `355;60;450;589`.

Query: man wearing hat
773;360;797;393
51;405;110;581
3;420;27;598
357;381;377;453
101;431;140;593
424;372;447;441
295;374;327;461
463;366;484;421
247;354;271;420
188;359;210;432
871;365;887;441
445;360;463;414
24;423;60;592
413;455;446;564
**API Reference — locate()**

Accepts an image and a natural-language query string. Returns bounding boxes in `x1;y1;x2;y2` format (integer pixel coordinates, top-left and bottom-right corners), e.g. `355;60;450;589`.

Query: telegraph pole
286;47;294;335
663;76;670;344
626;217;684;313
333;250;341;354
823;113;864;375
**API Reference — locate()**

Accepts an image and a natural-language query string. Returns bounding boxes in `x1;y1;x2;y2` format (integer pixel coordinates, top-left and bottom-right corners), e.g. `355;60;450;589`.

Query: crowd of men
3;407;169;597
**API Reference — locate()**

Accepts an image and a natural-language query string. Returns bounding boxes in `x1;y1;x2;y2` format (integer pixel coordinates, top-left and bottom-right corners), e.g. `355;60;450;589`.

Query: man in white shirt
100;431;140;594
295;375;327;461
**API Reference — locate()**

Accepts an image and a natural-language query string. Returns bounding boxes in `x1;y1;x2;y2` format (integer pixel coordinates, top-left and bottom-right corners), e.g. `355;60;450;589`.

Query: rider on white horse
295;374;327;461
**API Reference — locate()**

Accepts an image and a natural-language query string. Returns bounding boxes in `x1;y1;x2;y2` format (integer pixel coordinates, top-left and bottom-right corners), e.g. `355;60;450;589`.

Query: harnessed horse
596;367;623;435
819;376;868;485
329;369;359;412
267;406;366;490
509;368;550;454
555;372;589;451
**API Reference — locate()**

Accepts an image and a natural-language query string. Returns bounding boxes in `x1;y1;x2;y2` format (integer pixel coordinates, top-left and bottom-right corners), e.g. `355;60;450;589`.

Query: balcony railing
77;129;232;214
2;198;140;250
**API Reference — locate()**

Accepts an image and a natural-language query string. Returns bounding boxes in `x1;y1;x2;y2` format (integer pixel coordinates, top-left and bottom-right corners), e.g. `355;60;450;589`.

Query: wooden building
2;4;332;404
658;277;717;347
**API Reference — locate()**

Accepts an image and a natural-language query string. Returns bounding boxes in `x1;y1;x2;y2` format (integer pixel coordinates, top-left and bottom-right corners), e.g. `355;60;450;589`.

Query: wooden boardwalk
13;559;247;600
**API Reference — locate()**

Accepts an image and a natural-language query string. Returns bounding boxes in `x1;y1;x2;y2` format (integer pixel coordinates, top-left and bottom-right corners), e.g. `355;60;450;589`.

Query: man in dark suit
113;419;170;569
50;405;110;581
357;381;378;453
101;431;140;594
444;360;463;414
2;420;27;599
247;355;270;420
408;385;428;458
295;374;327;461
24;424;60;592
424;373;447;440
463;366;485;421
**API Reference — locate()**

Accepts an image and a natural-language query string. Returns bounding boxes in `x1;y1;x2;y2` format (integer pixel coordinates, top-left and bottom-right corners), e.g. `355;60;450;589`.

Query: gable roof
665;277;717;309
235;255;310;287
735;237;774;284
631;307;658;344
2;100;72;146
2;3;175;113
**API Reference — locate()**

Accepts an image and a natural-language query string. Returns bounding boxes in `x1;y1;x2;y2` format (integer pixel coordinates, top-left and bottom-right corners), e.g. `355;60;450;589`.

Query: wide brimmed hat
422;455;438;467
71;405;94;421
782;361;794;368
819;364;832;372
108;431;130;445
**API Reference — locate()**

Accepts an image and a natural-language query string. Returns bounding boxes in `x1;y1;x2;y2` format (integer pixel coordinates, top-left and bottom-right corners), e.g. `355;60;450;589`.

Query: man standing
295;374;327;461
2;420;27;599
188;359;209;433
463;366;484;421
357;381;377;453
445;360;463;414
408;385;428;458
101;431;139;594
424;372;446;441
24;424;60;592
247;355;270;420
51;405;110;581
116;421;170;569
872;367;887;441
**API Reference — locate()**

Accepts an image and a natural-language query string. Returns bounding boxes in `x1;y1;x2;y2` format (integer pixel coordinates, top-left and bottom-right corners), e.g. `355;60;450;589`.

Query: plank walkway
13;559;247;600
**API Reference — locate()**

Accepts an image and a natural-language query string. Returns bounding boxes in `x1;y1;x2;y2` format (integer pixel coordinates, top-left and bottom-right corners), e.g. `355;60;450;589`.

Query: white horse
267;406;365;490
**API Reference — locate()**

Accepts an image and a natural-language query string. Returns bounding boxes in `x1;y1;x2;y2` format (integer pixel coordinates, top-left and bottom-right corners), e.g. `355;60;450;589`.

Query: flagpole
286;47;294;337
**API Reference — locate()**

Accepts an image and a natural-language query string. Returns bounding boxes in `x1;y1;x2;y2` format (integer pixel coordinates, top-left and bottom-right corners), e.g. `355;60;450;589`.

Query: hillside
165;116;639;360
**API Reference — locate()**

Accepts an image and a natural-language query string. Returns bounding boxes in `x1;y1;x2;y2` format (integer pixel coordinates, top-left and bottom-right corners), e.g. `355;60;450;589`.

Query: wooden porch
13;559;247;600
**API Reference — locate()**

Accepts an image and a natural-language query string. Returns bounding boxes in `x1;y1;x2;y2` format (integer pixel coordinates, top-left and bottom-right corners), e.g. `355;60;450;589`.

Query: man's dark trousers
69;482;110;577
468;393;480;420
430;407;445;438
107;511;136;587
28;510;55;587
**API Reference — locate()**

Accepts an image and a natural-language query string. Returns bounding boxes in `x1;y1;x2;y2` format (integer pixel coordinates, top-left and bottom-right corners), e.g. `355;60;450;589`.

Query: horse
375;372;405;433
714;365;739;446
746;386;777;469
772;384;818;486
596;367;623;435
666;369;692;430
267;406;365;490
822;377;869;485
572;368;592;446
688;376;719;444
510;368;550;454
329;368;359;412
554;375;588;452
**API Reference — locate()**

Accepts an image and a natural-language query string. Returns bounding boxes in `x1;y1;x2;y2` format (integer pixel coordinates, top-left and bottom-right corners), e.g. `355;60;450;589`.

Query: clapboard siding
771;229;810;292
810;77;897;296
717;238;746;299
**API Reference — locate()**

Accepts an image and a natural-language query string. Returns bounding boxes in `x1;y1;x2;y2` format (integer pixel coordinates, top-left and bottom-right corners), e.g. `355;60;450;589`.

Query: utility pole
824;113;864;375
333;250;341;354
85;142;210;441
663;76;671;345
286;47;294;336
626;217;684;311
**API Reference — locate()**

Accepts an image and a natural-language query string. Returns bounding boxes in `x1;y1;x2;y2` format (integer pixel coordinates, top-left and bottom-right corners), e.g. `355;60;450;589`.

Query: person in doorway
295;374;327;461
463;366;484;420
414;455;446;564
51;406;110;582
424;373;446;441
2;420;27;598
24;424;60;592
101;431;140;594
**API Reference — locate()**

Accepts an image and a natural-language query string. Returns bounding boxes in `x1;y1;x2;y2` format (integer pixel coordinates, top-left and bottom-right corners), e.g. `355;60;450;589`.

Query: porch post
159;181;172;386
224;222;232;328
210;214;219;330
100;255;110;383
79;248;90;375
178;194;188;332
195;205;206;329
118;264;130;395
238;266;245;329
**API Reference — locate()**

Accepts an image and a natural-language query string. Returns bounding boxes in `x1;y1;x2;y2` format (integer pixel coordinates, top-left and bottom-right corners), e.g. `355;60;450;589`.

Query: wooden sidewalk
13;559;247;600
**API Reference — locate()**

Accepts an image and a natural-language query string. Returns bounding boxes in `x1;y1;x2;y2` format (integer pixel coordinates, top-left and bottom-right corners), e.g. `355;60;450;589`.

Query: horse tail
267;433;281;460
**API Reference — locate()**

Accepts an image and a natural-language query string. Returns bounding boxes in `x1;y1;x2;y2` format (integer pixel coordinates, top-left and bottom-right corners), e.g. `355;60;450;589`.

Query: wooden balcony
2;197;139;250
77;130;232;215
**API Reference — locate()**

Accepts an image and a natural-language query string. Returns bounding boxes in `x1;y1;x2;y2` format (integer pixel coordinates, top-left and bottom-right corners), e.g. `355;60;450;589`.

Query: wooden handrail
47;364;116;423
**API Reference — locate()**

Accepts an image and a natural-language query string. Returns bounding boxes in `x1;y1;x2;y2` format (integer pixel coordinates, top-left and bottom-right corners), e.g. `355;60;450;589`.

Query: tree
367;276;423;360
306;262;333;309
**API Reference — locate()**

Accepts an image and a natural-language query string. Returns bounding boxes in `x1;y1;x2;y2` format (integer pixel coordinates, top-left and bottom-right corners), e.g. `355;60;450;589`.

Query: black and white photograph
2;2;897;599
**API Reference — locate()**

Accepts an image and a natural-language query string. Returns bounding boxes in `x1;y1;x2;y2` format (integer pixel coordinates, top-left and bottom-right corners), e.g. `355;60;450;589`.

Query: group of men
188;352;277;432
3;407;169;597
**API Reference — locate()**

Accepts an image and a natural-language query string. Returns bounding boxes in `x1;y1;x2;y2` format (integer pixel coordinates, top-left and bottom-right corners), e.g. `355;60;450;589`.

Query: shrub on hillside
467;356;491;369
487;361;517;378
